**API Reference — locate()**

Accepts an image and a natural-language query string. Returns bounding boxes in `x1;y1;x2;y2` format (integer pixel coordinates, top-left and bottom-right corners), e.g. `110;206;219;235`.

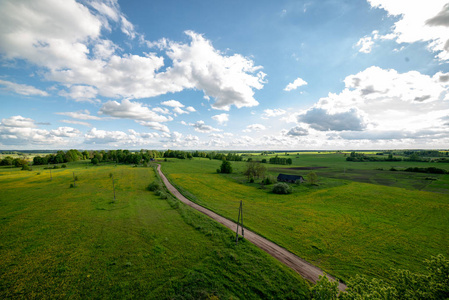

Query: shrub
69;183;74;188
91;157;99;165
61;164;67;168
159;192;168;199
272;182;292;194
147;181;160;192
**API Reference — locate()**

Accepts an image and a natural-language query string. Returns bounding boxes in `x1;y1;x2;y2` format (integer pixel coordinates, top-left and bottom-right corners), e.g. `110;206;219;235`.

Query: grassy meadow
0;161;310;299
160;154;449;281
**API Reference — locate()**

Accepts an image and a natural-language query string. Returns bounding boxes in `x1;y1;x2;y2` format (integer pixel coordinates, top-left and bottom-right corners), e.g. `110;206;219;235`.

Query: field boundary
157;164;347;291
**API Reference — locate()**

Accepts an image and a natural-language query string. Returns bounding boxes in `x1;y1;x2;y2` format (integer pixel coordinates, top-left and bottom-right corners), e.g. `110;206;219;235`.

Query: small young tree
307;171;318;185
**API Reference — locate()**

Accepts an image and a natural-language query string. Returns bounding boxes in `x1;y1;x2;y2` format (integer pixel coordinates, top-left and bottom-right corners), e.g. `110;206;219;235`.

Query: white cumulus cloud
243;124;266;132
284;77;307;91
368;0;449;60
99;99;173;122
211;113;229;125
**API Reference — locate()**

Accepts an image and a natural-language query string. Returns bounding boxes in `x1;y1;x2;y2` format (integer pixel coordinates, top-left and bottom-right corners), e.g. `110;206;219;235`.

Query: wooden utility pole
235;200;244;245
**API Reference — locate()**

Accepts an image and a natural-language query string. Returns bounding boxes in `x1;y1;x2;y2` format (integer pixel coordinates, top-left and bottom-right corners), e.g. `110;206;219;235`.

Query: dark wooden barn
277;174;305;183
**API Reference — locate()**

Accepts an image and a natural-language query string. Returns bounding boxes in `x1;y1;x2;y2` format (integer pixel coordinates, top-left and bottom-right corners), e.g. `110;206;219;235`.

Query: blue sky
1;0;449;150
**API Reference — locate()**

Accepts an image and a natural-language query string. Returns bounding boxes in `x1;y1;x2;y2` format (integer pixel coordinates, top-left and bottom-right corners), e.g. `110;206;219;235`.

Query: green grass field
160;155;449;282
0;162;310;299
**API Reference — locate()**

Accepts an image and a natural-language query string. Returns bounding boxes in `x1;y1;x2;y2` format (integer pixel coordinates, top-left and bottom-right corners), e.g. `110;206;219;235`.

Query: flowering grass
161;157;449;282
0;162;310;299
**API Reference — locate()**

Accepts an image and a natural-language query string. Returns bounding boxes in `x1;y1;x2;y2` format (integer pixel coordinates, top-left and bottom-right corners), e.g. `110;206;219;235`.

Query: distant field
160;155;449;281
251;153;449;193
0;162;310;299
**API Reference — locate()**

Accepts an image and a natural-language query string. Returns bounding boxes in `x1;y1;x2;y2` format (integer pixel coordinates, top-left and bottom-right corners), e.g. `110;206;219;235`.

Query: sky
1;0;449;151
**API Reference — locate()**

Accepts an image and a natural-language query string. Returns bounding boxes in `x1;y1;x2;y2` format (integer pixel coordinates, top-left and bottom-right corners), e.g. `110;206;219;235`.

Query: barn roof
277;174;304;181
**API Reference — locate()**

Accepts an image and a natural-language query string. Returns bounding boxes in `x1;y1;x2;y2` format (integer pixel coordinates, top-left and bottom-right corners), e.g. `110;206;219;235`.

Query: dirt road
157;164;347;291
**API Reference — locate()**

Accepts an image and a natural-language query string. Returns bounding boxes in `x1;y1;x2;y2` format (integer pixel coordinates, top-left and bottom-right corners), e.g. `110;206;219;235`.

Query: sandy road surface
157;164;347;291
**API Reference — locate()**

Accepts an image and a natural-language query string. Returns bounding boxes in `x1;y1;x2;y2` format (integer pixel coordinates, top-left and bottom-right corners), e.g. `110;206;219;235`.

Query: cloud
0;2;265;108
84;128;131;144
190;120;221;133
55;110;102;120
211;113;229;125
161;100;184;108
296;66;449;141
50;127;81;137
298;108;367;131
0;116;81;147
367;0;449;60
243;124;266;132
426;3;449;27
173;107;188;115
152;107;171;115
99;99;173;122
164;31;266;110
284;77;307;91
161;100;195;115
0;79;48;96
286;126;309;136
84;127;160;146
262;108;286;119
355;31;380;53
137;121;170;133
58;85;98;102
1;116;36;128
61;120;92;127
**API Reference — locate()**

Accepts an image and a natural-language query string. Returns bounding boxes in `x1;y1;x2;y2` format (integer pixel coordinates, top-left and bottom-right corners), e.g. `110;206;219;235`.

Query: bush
91;157;99;165
61;164;67;168
272;182;292;194
147;181;160;192
159;192;168;199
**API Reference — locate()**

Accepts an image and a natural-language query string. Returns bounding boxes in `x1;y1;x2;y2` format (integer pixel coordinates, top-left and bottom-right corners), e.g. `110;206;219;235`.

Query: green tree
219;160;232;174
307;171;318;185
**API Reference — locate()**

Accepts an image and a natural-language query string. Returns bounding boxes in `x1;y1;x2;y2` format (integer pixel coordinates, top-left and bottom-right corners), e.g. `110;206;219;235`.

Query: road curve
157;164;347;291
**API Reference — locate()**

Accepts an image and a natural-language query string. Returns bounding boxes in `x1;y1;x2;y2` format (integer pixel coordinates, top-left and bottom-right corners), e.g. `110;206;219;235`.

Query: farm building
277;174;305;183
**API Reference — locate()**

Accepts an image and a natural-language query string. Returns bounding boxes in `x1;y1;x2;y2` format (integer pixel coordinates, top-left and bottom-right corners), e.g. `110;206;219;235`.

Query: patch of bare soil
288;167;329;170
157;164;347;291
